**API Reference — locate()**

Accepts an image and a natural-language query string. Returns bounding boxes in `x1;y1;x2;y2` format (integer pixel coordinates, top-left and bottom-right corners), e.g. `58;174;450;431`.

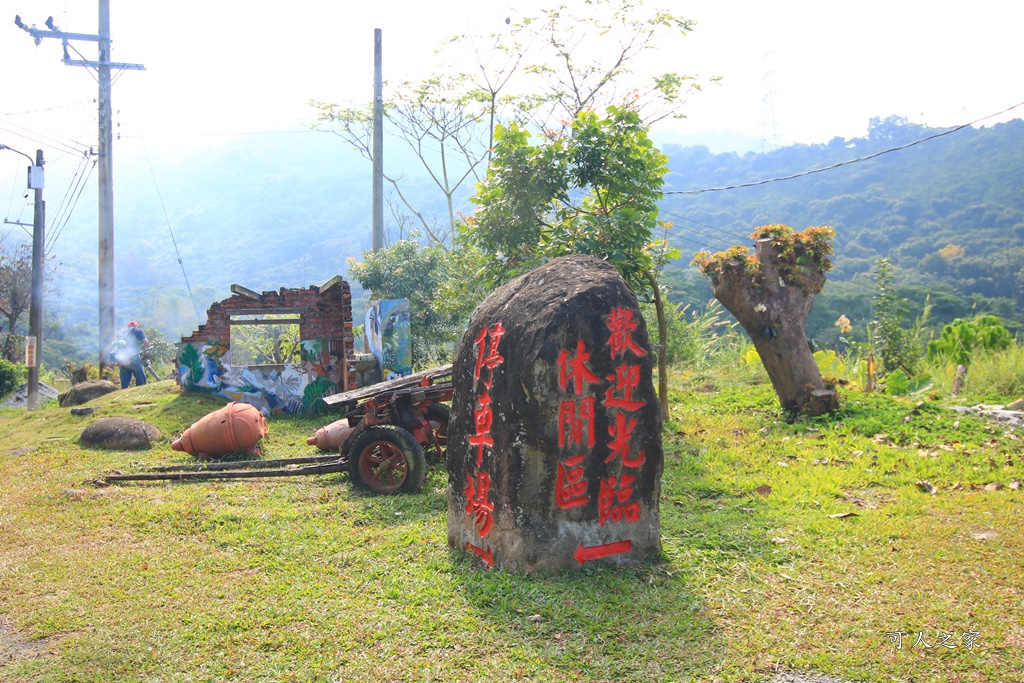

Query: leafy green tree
467;106;676;414
0;239;33;362
348;237;475;364
469;107;669;288
312;0;704;241
0;237;58;364
870;257;928;375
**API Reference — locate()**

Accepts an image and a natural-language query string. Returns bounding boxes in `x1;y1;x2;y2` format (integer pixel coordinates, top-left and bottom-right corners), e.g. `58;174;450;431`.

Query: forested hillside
17;115;1024;368
659;116;1024;345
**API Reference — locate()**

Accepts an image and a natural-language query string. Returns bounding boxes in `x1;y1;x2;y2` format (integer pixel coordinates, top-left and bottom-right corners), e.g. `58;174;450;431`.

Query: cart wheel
348;425;427;494
424;403;451;462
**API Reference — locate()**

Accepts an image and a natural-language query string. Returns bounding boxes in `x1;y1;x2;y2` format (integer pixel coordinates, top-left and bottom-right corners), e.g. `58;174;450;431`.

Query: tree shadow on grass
447;427;791;682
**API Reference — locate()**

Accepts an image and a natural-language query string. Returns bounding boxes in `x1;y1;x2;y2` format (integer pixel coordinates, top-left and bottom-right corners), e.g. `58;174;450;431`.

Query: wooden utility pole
371;28;384;252
14;2;144;370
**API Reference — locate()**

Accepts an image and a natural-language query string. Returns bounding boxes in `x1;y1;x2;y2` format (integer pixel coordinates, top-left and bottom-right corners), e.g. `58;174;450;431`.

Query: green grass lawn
1;376;1021;682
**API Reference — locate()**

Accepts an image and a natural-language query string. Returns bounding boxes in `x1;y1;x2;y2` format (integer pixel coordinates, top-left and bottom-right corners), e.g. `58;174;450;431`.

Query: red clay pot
171;402;268;458
306;418;355;451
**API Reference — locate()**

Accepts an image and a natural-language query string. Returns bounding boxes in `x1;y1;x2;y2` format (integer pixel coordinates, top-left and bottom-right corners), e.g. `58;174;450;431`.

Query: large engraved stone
447;256;663;573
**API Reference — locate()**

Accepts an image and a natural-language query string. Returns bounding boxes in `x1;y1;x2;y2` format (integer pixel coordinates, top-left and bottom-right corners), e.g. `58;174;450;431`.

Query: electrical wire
0;101;94;117
0;121;91;158
137;129;202;326
45;156;96;253
45;153;95;252
665;99;1024;196
659;208;878;299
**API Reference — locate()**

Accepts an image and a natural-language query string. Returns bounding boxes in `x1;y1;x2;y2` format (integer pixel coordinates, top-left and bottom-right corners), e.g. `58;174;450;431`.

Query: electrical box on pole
27;165;44;189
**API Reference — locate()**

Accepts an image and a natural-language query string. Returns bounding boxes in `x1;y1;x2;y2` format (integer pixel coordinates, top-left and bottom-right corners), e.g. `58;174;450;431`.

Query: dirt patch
768;673;852;683
0;614;61;665
840;486;895;510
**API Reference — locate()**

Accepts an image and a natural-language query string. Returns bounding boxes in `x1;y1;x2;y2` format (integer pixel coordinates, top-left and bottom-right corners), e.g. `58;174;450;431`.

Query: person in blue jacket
112;321;149;389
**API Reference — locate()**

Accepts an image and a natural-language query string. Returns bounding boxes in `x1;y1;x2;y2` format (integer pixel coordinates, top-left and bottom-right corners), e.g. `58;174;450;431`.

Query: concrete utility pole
371;28;384;252
0;144;43;408
27;150;45;410
15;2;144;371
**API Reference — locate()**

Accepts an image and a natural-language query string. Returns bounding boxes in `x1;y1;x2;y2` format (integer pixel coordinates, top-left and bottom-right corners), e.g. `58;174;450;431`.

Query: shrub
926;314;1013;366
0;358;24;399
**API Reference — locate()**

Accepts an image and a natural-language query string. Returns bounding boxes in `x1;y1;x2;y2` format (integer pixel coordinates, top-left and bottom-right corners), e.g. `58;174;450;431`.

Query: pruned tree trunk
709;238;838;417
643;269;669;421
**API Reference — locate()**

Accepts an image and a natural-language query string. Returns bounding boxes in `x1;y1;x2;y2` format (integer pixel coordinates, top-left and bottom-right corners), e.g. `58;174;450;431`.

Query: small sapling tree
693;224;839;417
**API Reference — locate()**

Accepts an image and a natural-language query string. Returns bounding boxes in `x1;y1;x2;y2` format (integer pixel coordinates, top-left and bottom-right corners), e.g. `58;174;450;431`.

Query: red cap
127;321;140;328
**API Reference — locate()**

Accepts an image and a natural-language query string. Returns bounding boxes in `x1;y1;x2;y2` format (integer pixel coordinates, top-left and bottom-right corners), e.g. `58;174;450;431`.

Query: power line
45;154;96;253
46;155;96;253
665;99;1024;196
659;209;878;299
1;101;95;117
137;130;202;326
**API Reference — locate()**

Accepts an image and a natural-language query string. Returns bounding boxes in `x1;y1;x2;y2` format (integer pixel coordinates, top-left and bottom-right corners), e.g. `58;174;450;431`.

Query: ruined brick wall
180;282;354;350
176;279;356;415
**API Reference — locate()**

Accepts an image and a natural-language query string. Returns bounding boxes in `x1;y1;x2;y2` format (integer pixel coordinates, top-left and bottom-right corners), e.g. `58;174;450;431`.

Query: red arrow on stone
573;539;632;565
465;542;495;568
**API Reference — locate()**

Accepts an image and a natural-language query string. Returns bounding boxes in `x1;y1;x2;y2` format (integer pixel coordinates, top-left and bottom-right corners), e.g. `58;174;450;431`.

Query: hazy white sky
2;0;1022;201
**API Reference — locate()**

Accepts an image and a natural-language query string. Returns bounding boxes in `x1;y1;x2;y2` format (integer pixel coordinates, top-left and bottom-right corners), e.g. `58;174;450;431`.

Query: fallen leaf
833;459;851;466
851;450;864;457
776;461;789;467
828;512;858;519
916;480;937;495
953;420;960;429
754;485;772;496
951;481;962;490
771;537;787;544
1011;479;1021;490
872;434;890;444
971;530;998;541
812;458;829;465
526;614;543;622
984;482;1004;491
739;507;754;514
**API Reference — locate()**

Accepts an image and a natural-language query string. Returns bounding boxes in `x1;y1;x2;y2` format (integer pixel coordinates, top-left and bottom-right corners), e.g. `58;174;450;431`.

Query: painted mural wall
176;280;355;416
177;338;345;416
365;299;412;381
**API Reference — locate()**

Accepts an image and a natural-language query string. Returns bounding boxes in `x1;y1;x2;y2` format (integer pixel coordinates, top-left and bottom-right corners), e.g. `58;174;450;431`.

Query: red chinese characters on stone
465;471;494;537
555;454;589;509
558;339;601;395
469;392;495;467
606;307;646;359
605;412;645;468
596;306;648;525
604;362;644;411
598;473;641;526
474;322;506;384
554;339;599;510
559;396;596;450
467;322;505;541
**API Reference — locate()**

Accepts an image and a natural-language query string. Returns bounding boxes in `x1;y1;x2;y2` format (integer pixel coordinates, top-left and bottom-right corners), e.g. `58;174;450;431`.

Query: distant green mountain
659;116;1024;345
36;116;1024;367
